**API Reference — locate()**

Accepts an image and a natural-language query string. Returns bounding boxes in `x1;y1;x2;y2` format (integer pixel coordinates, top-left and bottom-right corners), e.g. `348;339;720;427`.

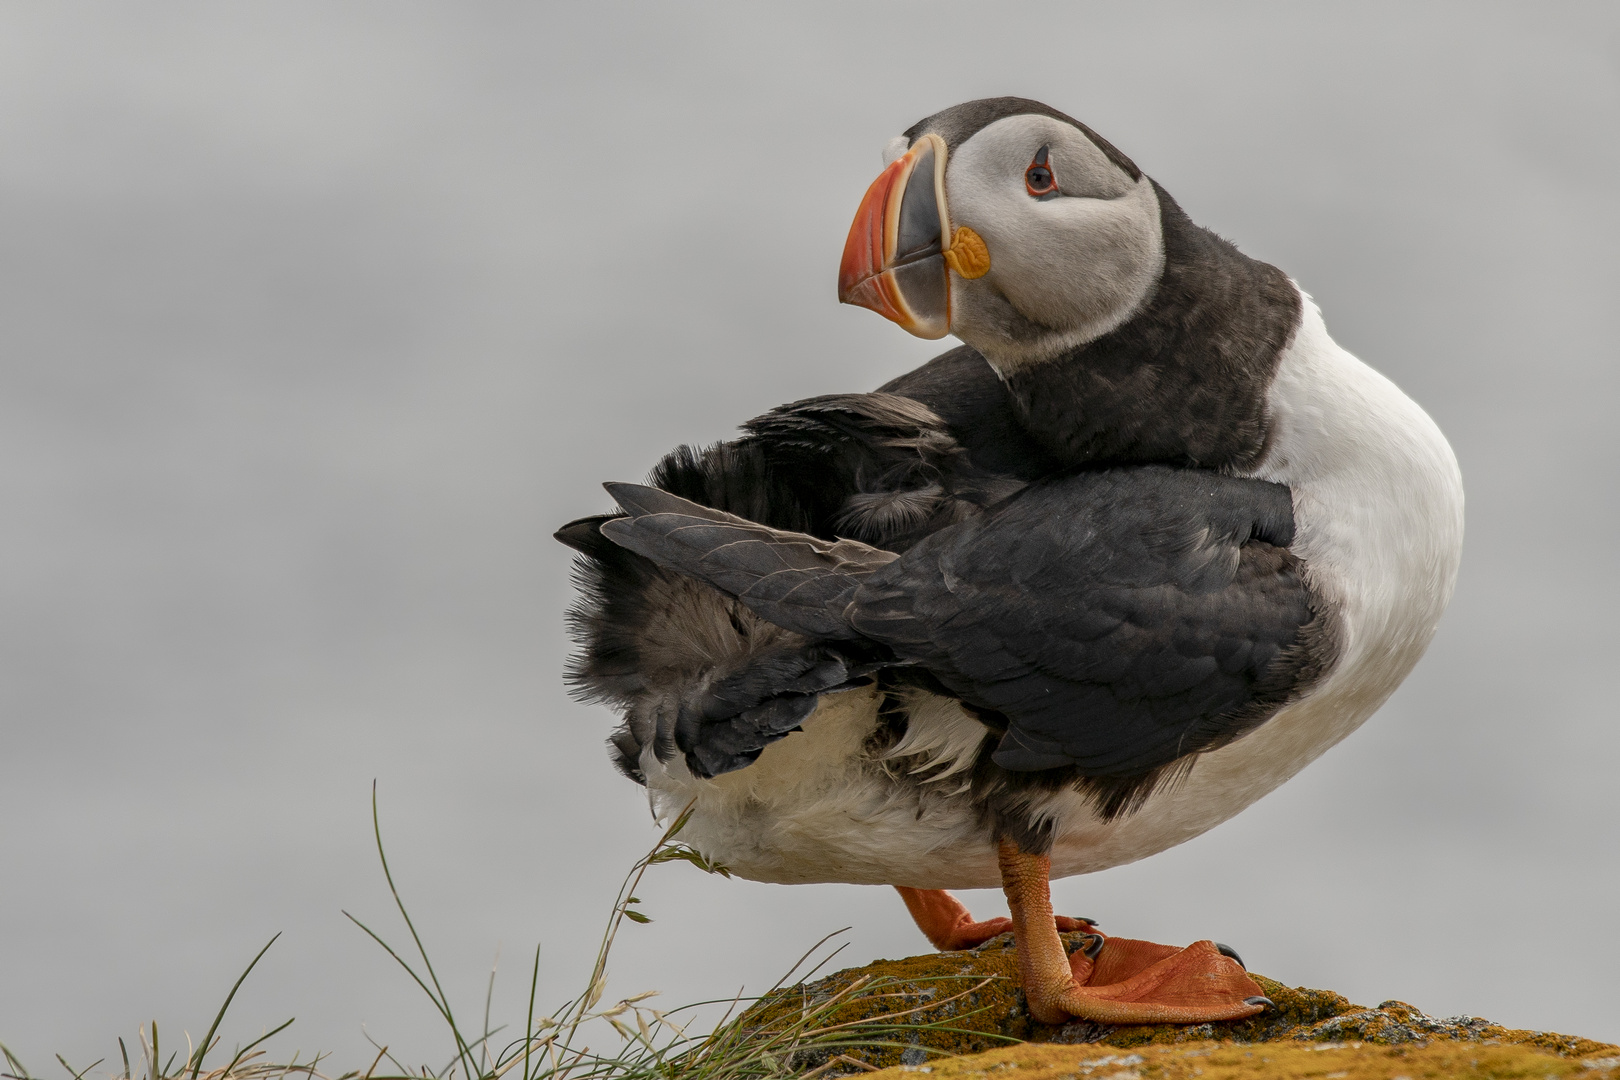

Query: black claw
1215;942;1245;969
1243;995;1275;1011
1065;933;1105;960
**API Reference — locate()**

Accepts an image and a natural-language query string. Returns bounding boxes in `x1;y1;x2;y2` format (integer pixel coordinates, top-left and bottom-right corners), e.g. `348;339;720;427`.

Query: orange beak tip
837;133;952;339
839;273;904;324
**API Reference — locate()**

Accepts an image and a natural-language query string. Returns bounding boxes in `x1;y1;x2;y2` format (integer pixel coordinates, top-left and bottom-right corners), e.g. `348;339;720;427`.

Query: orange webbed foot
998;842;1271;1026
1051;932;1271;1024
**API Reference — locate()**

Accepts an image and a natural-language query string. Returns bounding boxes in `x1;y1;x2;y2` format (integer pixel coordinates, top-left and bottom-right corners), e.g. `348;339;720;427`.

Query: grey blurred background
2;1;1616;1067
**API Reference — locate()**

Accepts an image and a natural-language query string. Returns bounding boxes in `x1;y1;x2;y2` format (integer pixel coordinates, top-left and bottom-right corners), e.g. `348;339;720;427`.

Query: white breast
642;290;1465;889
1044;289;1465;878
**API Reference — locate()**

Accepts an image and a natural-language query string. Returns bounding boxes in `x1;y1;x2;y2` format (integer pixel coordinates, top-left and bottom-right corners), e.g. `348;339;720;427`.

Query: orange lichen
865;1039;1620;1080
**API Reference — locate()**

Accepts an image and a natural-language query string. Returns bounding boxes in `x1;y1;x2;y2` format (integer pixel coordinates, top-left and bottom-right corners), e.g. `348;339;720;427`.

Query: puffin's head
838;97;1163;370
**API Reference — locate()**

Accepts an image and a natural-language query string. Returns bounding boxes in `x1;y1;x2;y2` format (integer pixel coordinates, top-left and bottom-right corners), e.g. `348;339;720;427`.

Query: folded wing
598;465;1329;785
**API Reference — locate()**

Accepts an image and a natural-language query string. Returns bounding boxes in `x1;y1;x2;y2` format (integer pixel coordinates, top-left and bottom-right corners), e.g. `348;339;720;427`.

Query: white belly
642;685;1001;886
644;292;1465;890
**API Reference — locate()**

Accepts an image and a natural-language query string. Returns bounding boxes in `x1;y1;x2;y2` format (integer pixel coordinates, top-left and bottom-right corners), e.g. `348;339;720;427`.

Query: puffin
556;97;1464;1026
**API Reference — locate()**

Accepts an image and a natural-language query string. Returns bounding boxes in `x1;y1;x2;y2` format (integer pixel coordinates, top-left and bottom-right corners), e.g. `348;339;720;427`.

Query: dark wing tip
991;730;1074;772
602;481;658;514
556;514;619;553
605;481;729;519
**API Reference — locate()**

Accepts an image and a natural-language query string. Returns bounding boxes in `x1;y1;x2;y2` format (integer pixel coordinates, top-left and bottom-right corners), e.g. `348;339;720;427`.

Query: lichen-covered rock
739;930;1039;1072
737;933;1617;1075
867;1040;1620;1080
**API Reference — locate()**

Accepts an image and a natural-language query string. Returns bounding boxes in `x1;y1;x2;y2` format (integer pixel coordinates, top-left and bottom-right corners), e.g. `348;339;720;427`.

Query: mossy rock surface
866;1039;1620;1080
739;933;1617;1076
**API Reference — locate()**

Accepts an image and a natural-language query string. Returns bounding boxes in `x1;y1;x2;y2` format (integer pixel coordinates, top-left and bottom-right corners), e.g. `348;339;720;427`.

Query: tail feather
599;483;898;640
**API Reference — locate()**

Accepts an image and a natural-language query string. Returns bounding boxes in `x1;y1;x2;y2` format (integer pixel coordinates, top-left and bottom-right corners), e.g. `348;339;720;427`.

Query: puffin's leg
894;886;1095;951
895;887;1008;950
998;840;1270;1025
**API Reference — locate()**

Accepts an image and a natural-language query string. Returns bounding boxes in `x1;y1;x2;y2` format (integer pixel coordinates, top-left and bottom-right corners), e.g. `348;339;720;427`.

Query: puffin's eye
1025;145;1059;199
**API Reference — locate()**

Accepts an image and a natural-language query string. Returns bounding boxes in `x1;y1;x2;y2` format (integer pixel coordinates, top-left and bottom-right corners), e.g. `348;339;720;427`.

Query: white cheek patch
943;115;1164;362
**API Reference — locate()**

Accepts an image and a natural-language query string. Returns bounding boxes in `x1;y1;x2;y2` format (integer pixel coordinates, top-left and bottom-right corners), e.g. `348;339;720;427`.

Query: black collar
998;182;1302;471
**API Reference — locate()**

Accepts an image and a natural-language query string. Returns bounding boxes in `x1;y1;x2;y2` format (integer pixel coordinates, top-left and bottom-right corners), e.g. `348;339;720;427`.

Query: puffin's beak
837;133;989;340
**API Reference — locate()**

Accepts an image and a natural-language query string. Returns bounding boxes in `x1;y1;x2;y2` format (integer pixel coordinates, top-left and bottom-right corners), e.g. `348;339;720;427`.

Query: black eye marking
1025;145;1059;200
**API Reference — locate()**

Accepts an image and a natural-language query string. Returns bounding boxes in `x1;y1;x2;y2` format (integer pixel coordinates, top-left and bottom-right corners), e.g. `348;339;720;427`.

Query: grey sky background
2;1;1616;1067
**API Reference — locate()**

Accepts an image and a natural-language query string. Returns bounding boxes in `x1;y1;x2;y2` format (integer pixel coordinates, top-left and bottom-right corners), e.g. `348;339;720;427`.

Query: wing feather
847;466;1314;775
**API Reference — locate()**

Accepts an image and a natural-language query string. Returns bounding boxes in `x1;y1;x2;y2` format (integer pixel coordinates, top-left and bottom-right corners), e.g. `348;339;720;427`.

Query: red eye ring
1025;145;1058;198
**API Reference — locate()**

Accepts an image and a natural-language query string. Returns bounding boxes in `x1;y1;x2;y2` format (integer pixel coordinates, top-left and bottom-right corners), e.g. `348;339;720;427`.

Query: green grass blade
522;946;540;1080
53;1055;102;1080
0;1041;33;1080
219;1017;295;1078
367;783;476;1080
362;1031;411;1079
343;911;458;1035
482;950;500;1071
187;932;282;1080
